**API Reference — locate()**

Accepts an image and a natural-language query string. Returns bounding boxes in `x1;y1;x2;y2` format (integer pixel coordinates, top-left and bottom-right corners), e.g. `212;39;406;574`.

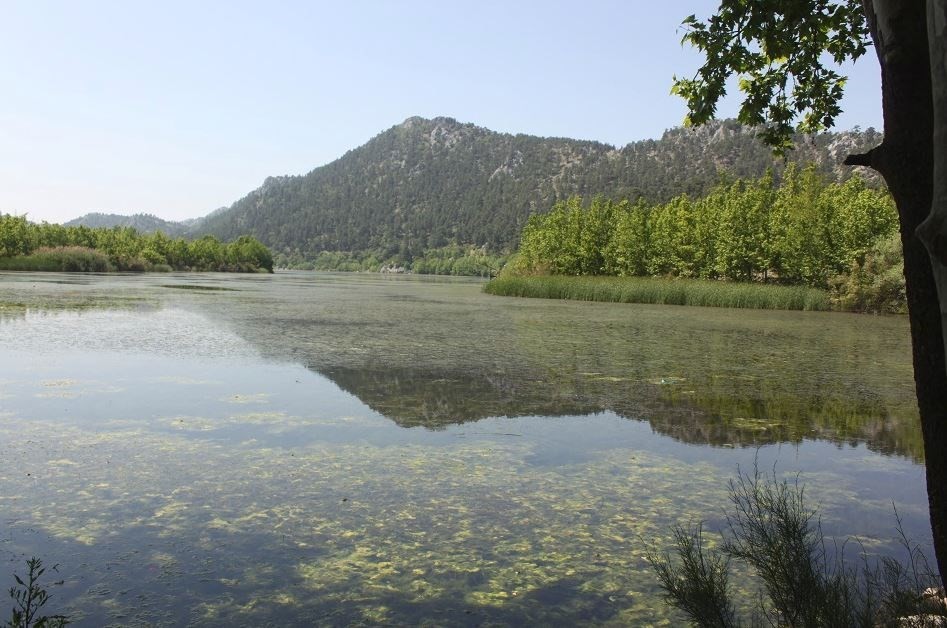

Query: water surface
0;271;930;625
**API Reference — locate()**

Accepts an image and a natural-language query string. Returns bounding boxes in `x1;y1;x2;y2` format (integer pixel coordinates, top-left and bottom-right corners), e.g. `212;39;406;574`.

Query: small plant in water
648;466;946;627
6;558;68;628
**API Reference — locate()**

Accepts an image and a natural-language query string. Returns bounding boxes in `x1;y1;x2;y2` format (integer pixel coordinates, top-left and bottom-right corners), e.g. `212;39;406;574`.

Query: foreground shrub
648;468;945;627
830;233;906;314
6;557;69;627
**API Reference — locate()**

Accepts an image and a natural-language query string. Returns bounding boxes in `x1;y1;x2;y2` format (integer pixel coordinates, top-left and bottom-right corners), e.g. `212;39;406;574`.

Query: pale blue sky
1;1;883;223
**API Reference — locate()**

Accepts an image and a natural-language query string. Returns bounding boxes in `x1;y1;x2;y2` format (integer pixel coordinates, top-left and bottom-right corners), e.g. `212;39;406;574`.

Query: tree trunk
923;4;947;306
920;0;947;588
856;0;947;587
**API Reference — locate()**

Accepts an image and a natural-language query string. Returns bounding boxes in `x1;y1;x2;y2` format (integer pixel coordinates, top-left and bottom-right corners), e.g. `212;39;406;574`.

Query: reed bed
484;275;831;311
0;247;112;272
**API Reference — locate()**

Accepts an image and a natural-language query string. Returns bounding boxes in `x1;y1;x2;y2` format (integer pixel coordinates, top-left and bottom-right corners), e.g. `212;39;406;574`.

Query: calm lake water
0;271;931;625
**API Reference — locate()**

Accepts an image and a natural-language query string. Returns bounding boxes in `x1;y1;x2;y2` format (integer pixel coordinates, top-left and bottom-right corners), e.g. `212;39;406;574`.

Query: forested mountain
193;117;881;261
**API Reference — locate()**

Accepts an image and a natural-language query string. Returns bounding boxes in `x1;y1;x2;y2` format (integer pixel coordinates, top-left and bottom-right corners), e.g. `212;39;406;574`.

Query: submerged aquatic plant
6;558;69;628
648;467;946;627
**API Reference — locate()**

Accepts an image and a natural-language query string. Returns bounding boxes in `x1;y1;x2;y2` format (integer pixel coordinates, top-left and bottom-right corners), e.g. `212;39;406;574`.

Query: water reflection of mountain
171;274;921;462
317;365;924;462
5;272;920;462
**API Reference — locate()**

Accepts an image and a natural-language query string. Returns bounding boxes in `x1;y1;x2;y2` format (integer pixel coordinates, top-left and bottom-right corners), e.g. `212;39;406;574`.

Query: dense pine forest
0;214;273;273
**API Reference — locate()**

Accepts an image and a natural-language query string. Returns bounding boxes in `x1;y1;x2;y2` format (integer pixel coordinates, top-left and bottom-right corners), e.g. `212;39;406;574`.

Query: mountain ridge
63;208;228;236
64;116;883;261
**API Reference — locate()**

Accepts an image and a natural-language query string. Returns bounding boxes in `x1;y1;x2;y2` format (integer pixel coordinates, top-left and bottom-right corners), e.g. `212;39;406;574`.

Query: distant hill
193;116;882;260
62;207;232;238
64;212;190;236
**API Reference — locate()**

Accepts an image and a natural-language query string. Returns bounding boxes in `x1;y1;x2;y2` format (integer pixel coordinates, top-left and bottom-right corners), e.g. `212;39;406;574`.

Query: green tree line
276;243;508;277
512;166;900;305
0;215;273;273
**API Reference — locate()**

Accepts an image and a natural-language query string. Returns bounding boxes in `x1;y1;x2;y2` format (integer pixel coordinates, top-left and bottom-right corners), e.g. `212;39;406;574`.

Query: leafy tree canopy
673;0;871;151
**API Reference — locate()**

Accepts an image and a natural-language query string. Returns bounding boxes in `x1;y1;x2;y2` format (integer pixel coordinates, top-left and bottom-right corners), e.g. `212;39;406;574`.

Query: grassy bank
484;275;832;311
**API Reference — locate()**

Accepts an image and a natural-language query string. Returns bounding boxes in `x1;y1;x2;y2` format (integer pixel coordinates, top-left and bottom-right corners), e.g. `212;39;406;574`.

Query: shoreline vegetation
487;167;906;314
0;214;273;273
275;243;507;277
484;275;832;311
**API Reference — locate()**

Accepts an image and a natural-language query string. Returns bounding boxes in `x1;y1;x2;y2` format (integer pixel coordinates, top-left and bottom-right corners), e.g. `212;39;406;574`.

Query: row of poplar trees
515;165;896;288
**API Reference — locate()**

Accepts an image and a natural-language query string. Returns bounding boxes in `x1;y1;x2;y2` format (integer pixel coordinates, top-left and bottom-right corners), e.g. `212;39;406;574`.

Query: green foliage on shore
0;247;112;273
515;166;895;283
485;275;830;311
275;244;508;276
503;166;903;312
410;245;507;277
829;233;906;314
0;215;273;273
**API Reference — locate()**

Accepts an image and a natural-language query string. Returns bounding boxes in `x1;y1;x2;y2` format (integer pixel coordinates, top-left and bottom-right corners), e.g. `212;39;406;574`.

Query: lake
0;271;931;625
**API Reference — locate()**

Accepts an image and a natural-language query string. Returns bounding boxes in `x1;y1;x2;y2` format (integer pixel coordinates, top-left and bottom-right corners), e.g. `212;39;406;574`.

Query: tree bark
922;2;947;368
919;0;947;588
861;0;947;588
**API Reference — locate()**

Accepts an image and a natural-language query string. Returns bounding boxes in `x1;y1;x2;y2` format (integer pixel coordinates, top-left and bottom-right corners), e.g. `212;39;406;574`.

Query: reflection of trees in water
316;365;924;462
644;389;921;461
182;277;921;462
10;272;909;462
320;366;603;426
0;297;158;323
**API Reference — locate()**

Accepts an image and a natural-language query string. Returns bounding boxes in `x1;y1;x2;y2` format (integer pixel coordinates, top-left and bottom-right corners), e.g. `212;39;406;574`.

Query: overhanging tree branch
843;149;874;167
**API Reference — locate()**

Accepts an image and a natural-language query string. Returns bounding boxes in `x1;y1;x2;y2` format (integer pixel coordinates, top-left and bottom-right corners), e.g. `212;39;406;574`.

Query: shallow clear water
0;271;931;625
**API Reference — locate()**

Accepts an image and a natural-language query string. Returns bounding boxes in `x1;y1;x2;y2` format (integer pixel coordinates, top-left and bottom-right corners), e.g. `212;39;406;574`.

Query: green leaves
0;214;275;273
517;197;621;276
673;0;870;152
512;169;897;291
0;215;33;258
